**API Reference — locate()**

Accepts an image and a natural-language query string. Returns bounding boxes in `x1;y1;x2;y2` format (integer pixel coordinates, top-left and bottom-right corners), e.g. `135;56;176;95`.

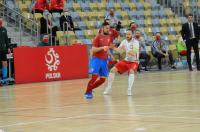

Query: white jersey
118;38;140;62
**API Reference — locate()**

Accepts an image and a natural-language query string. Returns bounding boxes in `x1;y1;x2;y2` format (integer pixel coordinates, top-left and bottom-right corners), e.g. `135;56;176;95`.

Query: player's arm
112;40;125;53
92;46;108;53
92;35;109;53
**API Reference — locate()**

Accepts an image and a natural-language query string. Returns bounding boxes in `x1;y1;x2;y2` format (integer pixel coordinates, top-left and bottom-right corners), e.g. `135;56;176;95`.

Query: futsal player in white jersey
103;29;140;96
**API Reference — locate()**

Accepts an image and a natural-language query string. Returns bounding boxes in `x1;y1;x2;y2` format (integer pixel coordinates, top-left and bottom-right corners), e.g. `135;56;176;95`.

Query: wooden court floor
0;70;200;132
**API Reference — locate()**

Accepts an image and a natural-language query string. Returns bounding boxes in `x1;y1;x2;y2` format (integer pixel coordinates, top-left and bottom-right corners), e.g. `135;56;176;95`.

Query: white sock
191;52;195;65
104;72;115;93
128;74;135;91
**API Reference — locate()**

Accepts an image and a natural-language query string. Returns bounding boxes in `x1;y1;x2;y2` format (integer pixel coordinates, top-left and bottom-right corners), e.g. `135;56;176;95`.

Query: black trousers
153;51;174;69
139;52;150;68
186;38;200;69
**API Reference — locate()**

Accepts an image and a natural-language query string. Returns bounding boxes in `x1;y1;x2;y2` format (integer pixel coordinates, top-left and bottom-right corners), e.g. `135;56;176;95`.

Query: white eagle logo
45;48;60;71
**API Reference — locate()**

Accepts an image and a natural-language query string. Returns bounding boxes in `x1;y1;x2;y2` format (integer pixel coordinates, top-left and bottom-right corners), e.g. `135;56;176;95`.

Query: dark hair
129;22;135;27
187;13;193;17
126;28;133;33
155;32;162;35
102;22;110;26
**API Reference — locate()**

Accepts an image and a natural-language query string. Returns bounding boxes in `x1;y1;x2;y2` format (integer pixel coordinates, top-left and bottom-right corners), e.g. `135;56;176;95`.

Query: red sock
86;74;98;93
91;77;106;91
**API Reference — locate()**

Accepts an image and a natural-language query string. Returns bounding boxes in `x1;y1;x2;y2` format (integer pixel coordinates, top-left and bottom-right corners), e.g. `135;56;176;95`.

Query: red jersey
49;0;64;10
92;34;112;60
34;0;48;11
99;28;119;42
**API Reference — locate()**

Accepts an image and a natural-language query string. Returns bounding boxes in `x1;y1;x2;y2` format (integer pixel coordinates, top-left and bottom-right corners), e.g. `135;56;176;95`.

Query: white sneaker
127;90;132;96
103;87;112;95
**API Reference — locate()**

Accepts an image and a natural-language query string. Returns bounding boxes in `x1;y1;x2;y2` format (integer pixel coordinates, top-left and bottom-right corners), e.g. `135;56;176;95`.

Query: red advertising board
13;45;89;84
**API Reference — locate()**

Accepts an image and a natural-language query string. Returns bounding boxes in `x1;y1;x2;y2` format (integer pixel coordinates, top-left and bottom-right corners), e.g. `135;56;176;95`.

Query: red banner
13;45;89;84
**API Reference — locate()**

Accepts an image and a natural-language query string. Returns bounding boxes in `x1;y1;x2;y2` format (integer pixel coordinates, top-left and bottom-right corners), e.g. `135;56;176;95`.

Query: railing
63;21;69;45
0;2;40;46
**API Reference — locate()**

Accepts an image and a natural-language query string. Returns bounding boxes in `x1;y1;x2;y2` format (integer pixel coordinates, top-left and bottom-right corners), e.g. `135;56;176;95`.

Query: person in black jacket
181;14;200;71
60;9;74;32
40;10;50;39
0;18;10;84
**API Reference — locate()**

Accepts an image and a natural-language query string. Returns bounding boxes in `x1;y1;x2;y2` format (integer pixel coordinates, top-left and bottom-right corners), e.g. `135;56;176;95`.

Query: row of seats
13;0;186;47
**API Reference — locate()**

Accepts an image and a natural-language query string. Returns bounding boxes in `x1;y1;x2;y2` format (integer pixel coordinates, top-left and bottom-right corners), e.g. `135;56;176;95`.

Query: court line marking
1;102;200;114
1;113;200;128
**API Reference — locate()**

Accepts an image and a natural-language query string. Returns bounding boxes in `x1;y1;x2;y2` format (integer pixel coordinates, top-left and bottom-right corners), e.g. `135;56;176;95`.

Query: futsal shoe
127;90;132;96
103;87;112;95
0;79;9;86
84;92;93;99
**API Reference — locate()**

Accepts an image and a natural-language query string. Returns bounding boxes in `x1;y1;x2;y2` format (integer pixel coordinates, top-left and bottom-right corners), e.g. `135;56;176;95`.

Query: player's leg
1;50;8;84
104;60;128;95
103;67;118;95
127;63;139;96
85;57;100;99
91;59;108;91
128;70;135;96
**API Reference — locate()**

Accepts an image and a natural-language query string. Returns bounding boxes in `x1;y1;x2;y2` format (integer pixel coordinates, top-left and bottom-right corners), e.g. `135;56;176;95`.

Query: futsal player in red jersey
85;22;113;99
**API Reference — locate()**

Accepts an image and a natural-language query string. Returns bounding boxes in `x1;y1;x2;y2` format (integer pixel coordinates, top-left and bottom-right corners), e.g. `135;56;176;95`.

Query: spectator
49;0;64;14
38;35;50;46
40;10;51;39
135;30;150;71
0;18;10;85
181;14;200;71
105;8;121;31
32;0;49;14
129;20;138;33
151;32;176;70
60;9;74;32
51;13;61;45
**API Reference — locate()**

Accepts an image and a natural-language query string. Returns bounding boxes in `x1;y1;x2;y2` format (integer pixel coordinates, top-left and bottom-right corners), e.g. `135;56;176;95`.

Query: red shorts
115;60;139;74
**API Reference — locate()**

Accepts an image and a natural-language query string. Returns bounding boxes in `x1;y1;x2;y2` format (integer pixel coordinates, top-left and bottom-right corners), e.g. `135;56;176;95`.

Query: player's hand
128;51;135;56
103;46;109;51
109;44;115;49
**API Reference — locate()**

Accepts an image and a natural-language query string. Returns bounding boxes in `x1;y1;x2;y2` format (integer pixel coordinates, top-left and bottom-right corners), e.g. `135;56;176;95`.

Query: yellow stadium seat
34;13;43;22
129;3;137;11
87;12;97;21
121;20;129;27
84;30;95;39
73;3;81;11
78;12;88;21
144;10;152;18
124;0;131;3
113;3;121;10
96;11;105;20
174;25;182;33
159;19;167;26
168;35;177;44
97;3;106;11
144;19;153;27
143;2;151;10
160;27;168;34
89;3;98;11
120;11;129;20
85;21;96;29
167;18;175;26
144;27;153;36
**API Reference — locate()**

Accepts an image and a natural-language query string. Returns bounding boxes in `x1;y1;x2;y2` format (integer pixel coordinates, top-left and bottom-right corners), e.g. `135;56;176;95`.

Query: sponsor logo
45;48;61;80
